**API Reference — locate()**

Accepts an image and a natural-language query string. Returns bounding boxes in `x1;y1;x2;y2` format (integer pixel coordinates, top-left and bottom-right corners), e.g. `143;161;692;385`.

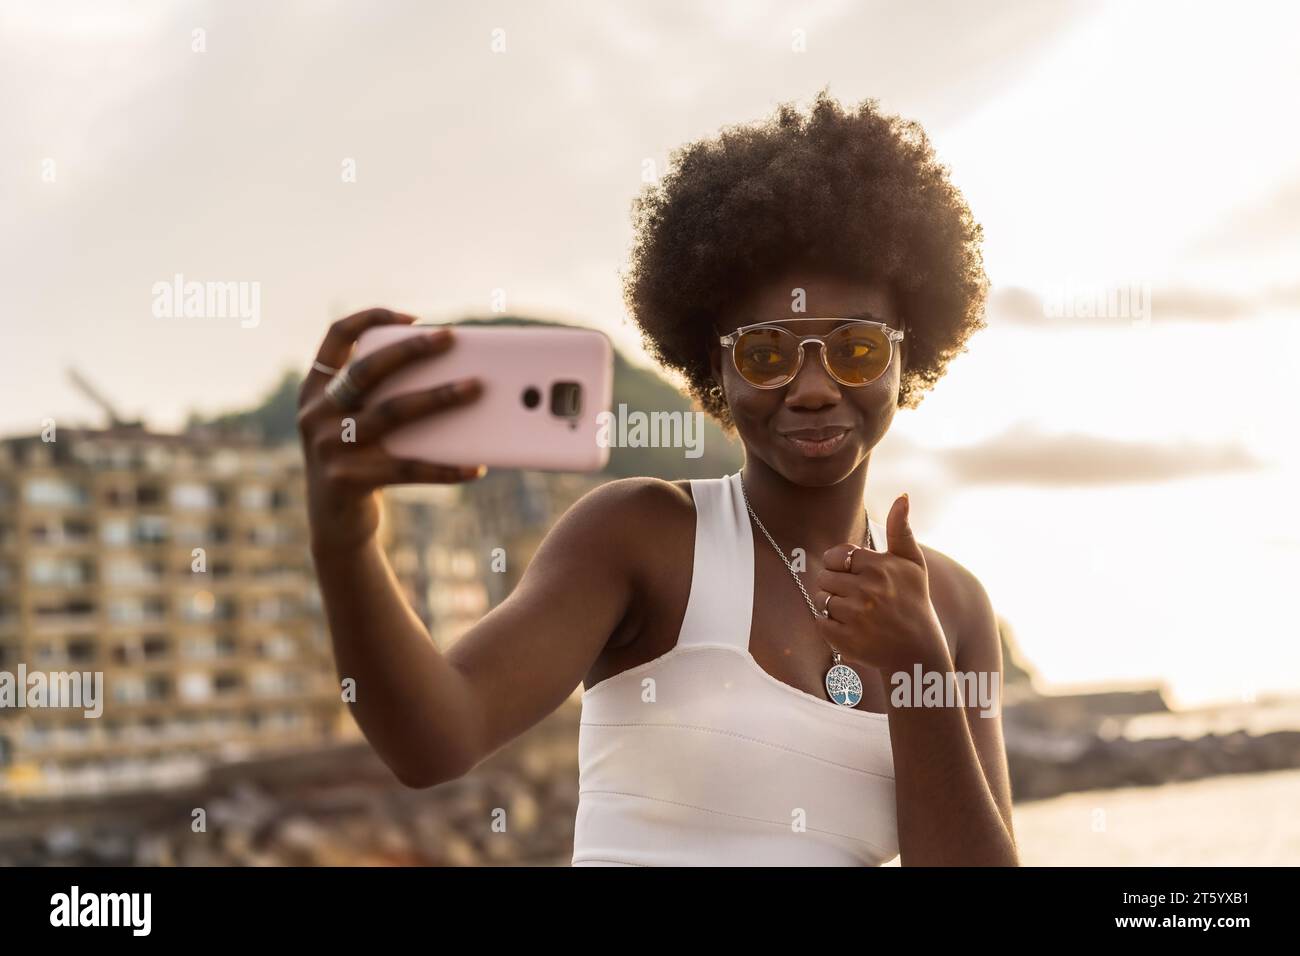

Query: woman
297;91;1018;866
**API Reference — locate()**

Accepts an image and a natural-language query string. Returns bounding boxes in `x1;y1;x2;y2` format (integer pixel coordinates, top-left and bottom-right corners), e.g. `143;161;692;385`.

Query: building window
214;672;242;695
105;557;163;585
171;483;218;510
182;636;216;660
135;484;164;506
256;633;295;659
23;478;87;507
136;515;169;543
67;638;96;664
113;676;146;704
240;485;271;510
107;597;165;624
144;675;171;702
101;518;131;546
28;557;94;587
178;672;212;703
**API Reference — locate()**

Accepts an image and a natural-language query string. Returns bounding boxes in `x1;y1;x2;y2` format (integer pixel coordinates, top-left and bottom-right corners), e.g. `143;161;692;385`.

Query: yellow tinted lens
735;328;798;386
825;324;890;384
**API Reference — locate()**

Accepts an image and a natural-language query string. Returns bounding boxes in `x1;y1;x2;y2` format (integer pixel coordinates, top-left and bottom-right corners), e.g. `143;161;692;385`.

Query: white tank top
572;470;900;866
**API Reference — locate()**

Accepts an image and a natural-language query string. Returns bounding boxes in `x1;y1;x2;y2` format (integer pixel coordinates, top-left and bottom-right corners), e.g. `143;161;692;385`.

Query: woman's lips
781;428;849;458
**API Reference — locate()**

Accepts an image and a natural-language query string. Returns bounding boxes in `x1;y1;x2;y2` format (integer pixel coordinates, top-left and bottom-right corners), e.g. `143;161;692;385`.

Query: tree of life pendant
825;652;864;707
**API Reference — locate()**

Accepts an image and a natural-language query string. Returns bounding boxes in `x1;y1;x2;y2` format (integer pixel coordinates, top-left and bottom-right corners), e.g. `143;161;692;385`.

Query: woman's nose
784;342;841;408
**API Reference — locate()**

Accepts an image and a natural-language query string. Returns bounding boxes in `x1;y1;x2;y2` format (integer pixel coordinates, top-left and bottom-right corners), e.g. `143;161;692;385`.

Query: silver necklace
738;474;871;708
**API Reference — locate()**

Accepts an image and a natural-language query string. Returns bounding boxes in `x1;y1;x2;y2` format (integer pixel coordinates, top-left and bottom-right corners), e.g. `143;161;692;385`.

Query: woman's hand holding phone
297;307;487;556
296;310;629;791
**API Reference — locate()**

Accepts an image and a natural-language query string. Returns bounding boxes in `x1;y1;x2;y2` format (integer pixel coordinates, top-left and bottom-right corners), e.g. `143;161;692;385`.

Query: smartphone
350;323;614;472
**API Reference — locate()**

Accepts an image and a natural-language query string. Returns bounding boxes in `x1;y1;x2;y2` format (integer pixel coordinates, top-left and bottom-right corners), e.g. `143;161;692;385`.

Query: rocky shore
0;702;583;867
1001;683;1300;800
1005;725;1300;801
3;692;1298;865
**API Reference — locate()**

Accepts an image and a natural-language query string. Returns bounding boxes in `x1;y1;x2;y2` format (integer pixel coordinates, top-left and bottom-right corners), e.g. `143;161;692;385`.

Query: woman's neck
739;457;871;559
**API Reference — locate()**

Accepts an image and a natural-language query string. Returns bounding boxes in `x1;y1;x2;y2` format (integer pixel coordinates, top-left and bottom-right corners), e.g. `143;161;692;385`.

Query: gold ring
821;593;833;619
843;545;860;572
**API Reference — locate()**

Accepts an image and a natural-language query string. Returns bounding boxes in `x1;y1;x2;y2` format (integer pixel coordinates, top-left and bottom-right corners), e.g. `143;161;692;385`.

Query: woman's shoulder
554;477;699;589
567;475;698;527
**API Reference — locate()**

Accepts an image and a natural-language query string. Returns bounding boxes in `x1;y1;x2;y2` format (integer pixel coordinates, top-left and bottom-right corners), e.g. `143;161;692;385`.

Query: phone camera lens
521;386;541;409
550;382;583;418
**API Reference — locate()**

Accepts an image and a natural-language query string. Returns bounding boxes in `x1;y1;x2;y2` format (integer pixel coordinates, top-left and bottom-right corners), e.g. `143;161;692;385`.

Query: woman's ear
886;281;907;371
707;338;723;386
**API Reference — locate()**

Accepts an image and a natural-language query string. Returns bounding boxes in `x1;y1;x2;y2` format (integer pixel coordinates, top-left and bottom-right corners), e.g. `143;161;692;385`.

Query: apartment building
0;426;343;796
460;470;603;604
382;484;489;649
0;425;605;797
380;470;601;647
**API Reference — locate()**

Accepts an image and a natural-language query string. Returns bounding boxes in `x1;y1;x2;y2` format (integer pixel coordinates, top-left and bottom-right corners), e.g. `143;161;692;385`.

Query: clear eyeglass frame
717;317;905;389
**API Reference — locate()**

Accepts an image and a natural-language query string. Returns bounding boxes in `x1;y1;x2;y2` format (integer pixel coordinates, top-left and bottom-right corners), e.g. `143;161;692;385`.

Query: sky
3;0;1299;707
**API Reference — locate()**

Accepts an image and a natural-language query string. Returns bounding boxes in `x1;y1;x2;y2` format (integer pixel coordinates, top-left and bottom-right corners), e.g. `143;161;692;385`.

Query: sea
1009;767;1300;866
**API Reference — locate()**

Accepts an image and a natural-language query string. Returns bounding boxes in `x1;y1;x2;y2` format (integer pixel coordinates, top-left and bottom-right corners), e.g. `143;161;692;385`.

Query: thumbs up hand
813;493;951;674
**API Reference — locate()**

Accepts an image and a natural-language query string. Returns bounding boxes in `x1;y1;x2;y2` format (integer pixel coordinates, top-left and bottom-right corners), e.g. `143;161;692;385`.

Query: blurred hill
187;315;743;481
185;370;299;444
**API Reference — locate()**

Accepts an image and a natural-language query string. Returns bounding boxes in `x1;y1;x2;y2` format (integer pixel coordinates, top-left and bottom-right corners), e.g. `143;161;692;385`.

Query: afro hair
621;89;989;432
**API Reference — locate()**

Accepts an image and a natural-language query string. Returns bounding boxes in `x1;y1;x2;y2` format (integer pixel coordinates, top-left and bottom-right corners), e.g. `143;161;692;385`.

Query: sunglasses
718;318;905;389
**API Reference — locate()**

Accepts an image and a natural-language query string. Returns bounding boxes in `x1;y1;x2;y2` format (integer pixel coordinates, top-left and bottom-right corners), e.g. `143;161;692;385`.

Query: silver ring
312;360;340;375
821;593;833;619
323;365;364;411
843;545;860;572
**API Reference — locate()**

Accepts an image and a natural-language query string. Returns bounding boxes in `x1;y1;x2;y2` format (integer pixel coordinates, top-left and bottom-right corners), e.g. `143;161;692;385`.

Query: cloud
986;284;1265;326
1184;176;1300;257
936;422;1261;486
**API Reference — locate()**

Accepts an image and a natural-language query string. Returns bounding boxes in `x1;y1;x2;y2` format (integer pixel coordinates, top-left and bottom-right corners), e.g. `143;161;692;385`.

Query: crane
66;367;140;429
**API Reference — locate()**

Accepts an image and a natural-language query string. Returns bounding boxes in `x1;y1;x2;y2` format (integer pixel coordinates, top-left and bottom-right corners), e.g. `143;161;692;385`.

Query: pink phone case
351;324;614;472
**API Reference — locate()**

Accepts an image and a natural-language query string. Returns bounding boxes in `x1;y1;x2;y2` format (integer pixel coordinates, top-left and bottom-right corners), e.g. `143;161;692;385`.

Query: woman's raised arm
299;309;641;788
